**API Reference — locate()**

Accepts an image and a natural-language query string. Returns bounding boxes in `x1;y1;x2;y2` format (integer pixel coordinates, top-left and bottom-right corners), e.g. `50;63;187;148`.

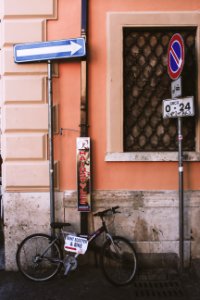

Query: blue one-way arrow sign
14;38;86;63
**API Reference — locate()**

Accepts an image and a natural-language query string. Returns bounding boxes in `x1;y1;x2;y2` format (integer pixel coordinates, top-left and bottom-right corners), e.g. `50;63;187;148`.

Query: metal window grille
123;27;196;152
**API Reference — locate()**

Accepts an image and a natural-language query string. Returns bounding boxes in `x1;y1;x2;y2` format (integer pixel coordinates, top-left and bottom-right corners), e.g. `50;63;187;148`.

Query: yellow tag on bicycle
64;235;88;254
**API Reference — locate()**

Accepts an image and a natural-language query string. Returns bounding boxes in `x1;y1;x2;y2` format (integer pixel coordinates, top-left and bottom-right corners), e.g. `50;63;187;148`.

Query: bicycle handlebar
93;206;120;217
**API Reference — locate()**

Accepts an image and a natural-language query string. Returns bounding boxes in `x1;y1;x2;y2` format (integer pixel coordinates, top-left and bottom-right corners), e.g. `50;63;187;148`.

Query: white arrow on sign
16;41;82;58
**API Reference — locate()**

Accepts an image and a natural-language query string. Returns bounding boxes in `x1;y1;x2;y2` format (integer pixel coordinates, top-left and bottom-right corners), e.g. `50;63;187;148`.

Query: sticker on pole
64;235;88;254
162;97;194;119
171;77;182;99
168;33;185;80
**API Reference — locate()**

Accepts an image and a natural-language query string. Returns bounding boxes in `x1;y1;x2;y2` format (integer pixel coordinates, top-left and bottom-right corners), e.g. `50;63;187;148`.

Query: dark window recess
123;27;197;152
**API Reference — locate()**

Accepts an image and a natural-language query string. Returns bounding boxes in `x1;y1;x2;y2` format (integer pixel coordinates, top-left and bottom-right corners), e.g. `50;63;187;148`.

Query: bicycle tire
100;236;137;286
16;233;63;282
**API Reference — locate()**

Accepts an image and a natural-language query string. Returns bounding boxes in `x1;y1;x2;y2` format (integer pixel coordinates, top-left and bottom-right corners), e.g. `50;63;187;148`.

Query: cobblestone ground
0;229;200;300
0;261;200;300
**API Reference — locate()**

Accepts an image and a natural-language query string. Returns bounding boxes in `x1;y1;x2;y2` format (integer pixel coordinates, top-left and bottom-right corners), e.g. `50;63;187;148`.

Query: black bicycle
16;206;137;286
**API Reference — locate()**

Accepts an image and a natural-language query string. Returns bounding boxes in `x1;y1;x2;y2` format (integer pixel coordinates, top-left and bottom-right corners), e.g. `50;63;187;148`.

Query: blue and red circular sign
167;33;185;80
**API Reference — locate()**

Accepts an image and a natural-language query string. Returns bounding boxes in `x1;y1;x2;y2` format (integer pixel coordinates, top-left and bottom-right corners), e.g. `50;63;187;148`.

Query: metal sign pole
165;33;195;272
178;117;184;272
167;33;185;272
13;37;86;235
47;60;55;228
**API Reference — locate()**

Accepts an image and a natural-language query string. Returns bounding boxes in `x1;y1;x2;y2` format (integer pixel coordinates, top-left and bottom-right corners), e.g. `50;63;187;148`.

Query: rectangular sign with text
162;97;194;119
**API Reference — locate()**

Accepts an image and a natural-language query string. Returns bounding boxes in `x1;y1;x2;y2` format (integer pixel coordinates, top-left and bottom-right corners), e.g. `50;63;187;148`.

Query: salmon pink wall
48;0;200;191
48;0;81;190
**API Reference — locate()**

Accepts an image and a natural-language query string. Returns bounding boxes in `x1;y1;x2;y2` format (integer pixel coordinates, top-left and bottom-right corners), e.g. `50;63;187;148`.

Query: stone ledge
63;190;200;208
106;152;200;162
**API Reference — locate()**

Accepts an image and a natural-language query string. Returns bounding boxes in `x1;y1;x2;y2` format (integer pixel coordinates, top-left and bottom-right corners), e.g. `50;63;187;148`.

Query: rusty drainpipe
80;0;89;234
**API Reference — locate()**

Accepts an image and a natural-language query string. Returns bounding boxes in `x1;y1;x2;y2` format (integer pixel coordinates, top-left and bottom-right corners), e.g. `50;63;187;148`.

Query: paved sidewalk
0;263;200;300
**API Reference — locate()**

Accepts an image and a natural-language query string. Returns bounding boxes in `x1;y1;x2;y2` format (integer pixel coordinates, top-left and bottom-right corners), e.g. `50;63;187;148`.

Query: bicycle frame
87;225;105;243
82;218;116;252
33;236;64;266
42;214;116;265
39;237;58;258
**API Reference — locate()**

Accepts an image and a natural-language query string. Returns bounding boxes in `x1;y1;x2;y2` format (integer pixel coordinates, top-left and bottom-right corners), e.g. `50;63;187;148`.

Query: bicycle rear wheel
16;233;63;282
100;236;137;286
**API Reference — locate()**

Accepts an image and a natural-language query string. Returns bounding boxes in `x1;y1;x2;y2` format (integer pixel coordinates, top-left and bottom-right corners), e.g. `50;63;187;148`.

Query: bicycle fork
106;233;120;255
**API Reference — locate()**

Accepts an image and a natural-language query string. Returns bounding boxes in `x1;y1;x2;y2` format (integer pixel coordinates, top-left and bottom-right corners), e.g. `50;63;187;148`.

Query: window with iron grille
123;27;196;152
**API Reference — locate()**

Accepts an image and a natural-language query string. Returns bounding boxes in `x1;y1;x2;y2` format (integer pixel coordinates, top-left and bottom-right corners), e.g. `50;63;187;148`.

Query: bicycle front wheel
100;236;137;286
16;233;63;282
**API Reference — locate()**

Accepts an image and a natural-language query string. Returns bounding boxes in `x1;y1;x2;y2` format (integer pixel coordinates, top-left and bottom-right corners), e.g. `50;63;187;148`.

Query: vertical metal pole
178;117;184;272
48;60;55;228
80;0;88;137
80;0;89;234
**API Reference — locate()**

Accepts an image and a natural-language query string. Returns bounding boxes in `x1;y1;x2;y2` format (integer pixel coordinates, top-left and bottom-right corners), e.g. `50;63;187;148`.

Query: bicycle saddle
51;222;71;229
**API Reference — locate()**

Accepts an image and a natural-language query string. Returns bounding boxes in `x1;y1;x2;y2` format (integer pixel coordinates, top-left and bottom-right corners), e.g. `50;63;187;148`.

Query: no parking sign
167;33;185;80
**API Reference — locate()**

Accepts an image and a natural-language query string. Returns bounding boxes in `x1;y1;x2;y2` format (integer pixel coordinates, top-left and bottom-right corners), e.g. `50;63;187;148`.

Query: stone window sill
105;152;200;162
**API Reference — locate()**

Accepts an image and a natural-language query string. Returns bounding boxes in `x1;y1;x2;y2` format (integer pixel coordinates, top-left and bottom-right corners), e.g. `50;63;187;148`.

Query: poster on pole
77;137;91;212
